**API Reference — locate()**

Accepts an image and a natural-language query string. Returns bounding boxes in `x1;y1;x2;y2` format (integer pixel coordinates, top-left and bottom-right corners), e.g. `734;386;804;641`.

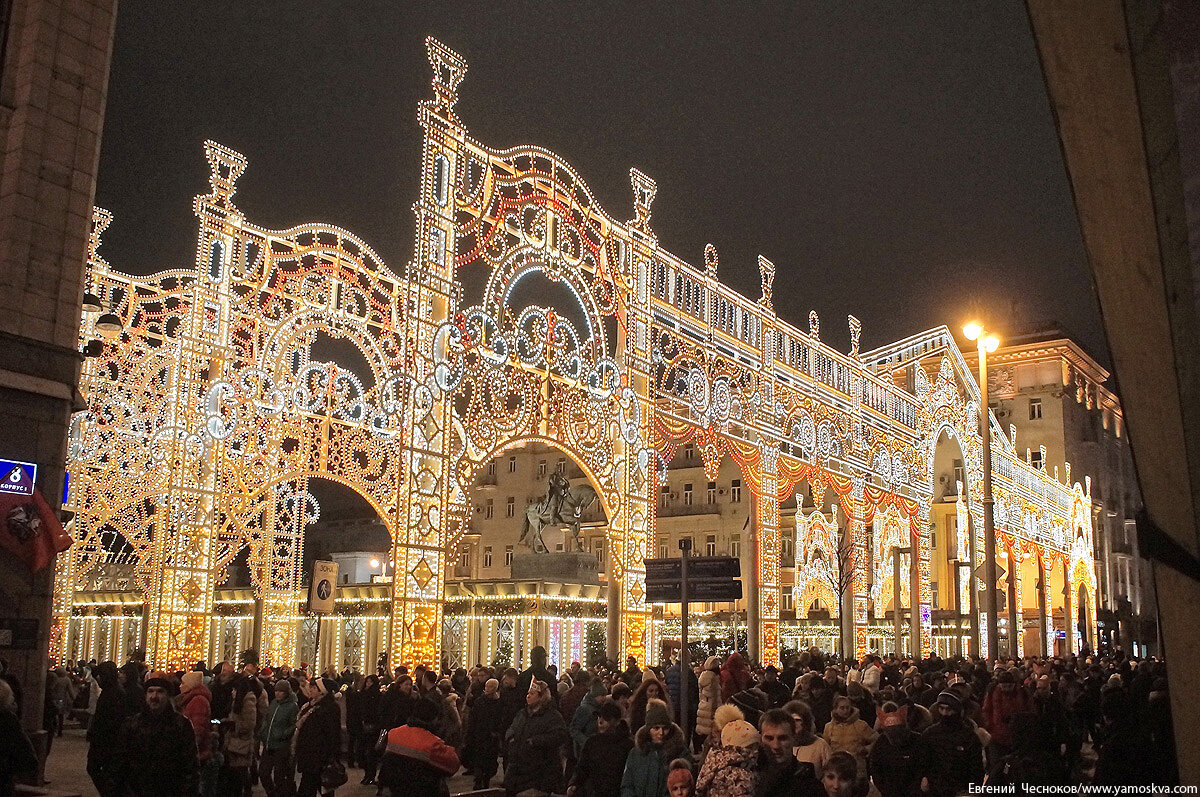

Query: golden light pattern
52;37;1097;669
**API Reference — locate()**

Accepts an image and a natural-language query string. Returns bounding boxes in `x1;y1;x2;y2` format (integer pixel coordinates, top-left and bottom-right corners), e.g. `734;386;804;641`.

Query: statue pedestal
511;552;599;584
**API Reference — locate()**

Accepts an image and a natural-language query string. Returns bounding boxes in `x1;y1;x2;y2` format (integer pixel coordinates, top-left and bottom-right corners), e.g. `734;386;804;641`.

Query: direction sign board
646;579;743;604
309;560;339;614
644;556;740;582
0;459;36;497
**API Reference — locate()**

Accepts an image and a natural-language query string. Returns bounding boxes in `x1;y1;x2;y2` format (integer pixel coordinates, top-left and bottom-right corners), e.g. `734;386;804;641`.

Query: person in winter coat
293;678;342;797
462;677;504;789
48;666;76;736
220;674;260;795
694;657;721;744
821;696;876;766
569;699;634;797
867;703;925;797
113;676;199;796
664;659;700;736
757;667;791;709
701;703;746;765
572;679;610;755
504;678;570;796
86;660;127;797
517;646;560;706
621;699;688;797
630;676;673;736
177;672;213;774
720;653;753;704
377;697;461;797
0;679;36;796
756;708;822;797
919;691;983;797
783;700;830;778
258;679;299;797
356;675;383;785
695;718;758;797
981;669;1032;758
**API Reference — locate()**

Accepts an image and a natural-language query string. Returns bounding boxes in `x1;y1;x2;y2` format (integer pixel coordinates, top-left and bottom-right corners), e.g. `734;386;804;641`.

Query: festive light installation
53;37;1097;669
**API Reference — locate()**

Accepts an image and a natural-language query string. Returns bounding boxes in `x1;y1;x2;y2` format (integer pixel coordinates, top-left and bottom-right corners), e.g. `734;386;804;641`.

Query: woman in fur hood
620;698;689;797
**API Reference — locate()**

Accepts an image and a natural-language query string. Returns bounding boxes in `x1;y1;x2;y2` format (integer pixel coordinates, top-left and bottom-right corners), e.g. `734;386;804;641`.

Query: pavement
43;727;487;796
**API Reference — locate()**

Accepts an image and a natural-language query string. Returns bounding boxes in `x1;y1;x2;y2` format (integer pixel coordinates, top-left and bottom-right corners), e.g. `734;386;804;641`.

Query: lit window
485;498;494;519
508;456;517;473
705;534;716;557
730;535;741;558
707;481;717;504
483;546;493;568
504;545;514;566
506;497;515;517
683;483;693;506
1029;398;1043;420
731;479;742;503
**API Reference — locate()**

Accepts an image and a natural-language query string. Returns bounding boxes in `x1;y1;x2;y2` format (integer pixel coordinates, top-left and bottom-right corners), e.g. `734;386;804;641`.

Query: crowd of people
0;645;1178;796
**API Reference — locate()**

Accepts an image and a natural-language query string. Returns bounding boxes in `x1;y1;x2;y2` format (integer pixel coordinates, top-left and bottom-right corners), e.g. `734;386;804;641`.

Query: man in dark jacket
504;679;569;796
756;708;823;797
86;661;126;796
920;691;983;797
568;700;633;797
463;678;504;789
663;658;700;736
517;646;559;705
114;676;199;796
293;678;343;797
868;703;926;797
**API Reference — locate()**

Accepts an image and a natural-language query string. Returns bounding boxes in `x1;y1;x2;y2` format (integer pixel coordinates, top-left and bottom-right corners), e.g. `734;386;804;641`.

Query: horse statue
518;471;600;553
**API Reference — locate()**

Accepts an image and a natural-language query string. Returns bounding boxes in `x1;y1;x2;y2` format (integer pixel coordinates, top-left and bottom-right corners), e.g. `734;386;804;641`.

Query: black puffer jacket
503;702;569;794
115;705;199;796
569;720;633;797
868;728;927;797
920;718;983;797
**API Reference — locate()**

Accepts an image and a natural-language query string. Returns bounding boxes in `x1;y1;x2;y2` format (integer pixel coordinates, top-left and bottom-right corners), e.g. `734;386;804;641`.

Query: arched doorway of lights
444;436;614;672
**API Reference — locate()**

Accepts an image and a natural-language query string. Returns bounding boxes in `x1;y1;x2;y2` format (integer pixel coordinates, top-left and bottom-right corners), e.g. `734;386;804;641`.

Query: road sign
0;459;36;497
309;560;339;614
646;578;743;603
644;556;739;582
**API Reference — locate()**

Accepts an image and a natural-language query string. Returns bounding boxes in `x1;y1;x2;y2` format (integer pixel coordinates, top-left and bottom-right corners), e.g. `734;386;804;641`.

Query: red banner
0;487;72;572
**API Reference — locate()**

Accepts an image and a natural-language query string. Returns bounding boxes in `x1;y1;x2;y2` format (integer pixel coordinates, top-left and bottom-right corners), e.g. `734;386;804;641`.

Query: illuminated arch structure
53;38;1096;669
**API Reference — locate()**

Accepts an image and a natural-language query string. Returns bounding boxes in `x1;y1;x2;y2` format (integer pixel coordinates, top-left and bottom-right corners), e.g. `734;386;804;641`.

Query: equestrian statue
518;470;599;553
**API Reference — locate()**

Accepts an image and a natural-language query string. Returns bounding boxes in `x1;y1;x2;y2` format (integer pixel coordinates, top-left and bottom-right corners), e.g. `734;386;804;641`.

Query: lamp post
371;555;392;671
964;322;1000;661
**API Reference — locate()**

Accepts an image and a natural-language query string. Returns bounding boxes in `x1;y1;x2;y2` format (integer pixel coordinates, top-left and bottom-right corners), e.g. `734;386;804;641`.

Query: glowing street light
964;321;1000;661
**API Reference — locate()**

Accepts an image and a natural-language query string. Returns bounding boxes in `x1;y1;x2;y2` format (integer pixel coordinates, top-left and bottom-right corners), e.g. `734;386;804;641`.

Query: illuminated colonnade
53;38;1095;669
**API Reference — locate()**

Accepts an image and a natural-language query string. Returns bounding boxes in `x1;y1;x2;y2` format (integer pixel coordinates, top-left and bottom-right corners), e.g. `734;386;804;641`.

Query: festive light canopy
53;37;1096;669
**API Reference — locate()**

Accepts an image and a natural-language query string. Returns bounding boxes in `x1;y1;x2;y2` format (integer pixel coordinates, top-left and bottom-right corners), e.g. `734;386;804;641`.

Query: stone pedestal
511;552;599;584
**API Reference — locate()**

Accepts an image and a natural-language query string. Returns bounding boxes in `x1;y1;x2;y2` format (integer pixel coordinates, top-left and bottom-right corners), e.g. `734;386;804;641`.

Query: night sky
95;2;1103;361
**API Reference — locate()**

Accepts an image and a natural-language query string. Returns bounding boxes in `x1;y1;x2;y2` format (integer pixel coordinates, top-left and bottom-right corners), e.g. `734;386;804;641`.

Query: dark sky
95;1;1105;362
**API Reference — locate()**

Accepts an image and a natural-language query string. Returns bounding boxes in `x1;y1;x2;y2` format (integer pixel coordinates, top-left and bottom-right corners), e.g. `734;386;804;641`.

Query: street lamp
964;321;1000;661
369;557;390;582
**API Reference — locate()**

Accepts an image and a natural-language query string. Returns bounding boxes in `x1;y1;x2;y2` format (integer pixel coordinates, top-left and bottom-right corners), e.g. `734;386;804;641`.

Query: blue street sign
0;459;36;497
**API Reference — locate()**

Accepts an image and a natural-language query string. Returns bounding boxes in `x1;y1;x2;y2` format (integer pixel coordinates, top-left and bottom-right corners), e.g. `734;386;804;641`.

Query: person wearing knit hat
921;686;983;794
176;670;212;773
569;698;633;797
621;699;687;797
113;669;200;795
667;758;695;797
696;718;758;796
293;675;342;796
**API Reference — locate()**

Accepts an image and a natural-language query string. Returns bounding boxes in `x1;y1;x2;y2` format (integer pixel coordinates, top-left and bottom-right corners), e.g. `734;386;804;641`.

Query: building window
731;479;742;503
930;530;937;549
508;455;517;473
483;546;493;568
487;460;496;476
557;458;566;473
782;535;792;561
781;590;793;611
658;536;668;560
506;497;515;517
459;545;471;568
593;538;605;567
660;483;671;508
684;443;694;461
537;460;547;478
1029;398;1043;420
485;498;494;519
683;483;693;506
730;534;741;558
931;583;939;608
1031;449;1044;470
504;545;514;566
707;481;717;504
952;459;965;491
705;534;716;557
